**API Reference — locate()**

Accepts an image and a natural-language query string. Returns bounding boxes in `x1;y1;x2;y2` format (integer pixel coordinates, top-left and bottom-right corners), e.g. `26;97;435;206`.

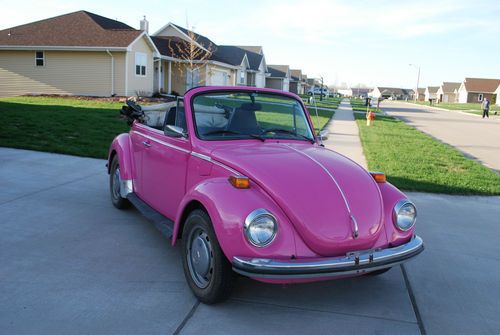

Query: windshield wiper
261;128;315;143
203;129;265;142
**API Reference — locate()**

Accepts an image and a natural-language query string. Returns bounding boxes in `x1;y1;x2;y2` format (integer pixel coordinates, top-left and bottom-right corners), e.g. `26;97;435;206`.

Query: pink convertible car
108;86;424;304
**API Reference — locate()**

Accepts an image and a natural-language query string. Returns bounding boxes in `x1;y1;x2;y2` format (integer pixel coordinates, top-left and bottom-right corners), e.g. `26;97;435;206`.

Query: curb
395;102;500;121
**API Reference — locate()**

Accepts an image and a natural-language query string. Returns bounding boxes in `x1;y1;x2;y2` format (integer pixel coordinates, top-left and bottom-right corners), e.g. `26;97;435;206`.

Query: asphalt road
381;101;500;173
1;148;499;334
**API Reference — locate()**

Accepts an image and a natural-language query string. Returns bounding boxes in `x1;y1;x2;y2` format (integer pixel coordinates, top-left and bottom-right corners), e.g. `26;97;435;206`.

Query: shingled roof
290;69;302;81
211;45;263;70
463;78;500;93
426;86;439;94
0;10;143;48
170;23;216;50
440;82;461;93
268;65;289;78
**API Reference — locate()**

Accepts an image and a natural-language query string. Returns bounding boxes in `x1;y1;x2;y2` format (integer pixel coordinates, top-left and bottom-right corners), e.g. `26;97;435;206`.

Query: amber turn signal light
228;175;250;189
370;172;386;183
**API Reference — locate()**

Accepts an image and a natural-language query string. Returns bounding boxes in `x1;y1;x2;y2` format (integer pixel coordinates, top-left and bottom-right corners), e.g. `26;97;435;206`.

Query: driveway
381;101;500;172
1;148;499;334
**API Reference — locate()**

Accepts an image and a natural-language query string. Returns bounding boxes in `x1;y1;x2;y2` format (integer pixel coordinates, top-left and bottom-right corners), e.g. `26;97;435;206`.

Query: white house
424;86;439;102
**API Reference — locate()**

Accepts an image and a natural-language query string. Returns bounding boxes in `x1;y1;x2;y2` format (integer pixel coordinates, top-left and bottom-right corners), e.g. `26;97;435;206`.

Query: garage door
211;70;228;86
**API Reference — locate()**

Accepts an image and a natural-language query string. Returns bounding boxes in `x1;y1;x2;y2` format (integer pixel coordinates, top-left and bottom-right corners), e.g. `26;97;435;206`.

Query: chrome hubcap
187;228;214;288
112;167;121;199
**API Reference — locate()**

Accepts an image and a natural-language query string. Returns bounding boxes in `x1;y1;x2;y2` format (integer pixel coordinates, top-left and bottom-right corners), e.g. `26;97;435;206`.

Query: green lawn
0;96;335;158
409;100;500;112
355;113;500;195
0;97;129;158
350;98;382;113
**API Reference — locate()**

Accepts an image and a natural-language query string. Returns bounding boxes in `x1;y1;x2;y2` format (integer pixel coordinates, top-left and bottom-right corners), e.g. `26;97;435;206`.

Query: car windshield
192;92;315;142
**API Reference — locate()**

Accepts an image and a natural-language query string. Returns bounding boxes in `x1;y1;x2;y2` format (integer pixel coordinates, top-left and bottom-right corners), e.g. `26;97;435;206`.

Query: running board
127;193;174;239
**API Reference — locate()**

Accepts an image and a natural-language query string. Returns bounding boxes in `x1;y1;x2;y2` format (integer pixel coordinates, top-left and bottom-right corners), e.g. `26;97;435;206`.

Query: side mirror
164;125;187;138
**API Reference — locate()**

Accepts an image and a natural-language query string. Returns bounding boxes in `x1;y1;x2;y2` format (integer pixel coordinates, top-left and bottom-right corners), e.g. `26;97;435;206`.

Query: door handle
142;141;151;148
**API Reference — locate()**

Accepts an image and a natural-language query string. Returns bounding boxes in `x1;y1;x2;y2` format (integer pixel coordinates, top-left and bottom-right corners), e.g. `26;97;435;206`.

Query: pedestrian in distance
481;98;490;119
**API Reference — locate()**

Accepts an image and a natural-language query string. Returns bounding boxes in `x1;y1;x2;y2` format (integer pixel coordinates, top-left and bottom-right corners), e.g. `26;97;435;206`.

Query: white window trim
135;52;147;77
35;51;44;67
478;93;484;102
240;70;245;84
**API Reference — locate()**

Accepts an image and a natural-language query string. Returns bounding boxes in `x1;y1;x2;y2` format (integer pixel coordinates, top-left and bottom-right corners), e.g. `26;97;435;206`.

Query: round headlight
393;200;417;231
244;209;278;247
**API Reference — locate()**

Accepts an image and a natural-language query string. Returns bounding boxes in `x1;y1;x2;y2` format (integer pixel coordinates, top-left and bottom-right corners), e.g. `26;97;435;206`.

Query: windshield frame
189;89;317;143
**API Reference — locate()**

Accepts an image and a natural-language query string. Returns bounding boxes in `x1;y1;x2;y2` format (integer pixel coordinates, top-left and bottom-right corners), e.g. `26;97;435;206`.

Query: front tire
109;156;131;209
181;209;233;304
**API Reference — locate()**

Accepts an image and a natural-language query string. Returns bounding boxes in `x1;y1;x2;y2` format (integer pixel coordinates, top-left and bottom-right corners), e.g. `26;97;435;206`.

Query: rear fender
173;178;298;261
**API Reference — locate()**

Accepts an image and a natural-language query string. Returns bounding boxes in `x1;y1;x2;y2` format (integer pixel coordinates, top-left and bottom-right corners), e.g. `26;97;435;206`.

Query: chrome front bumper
232;235;424;279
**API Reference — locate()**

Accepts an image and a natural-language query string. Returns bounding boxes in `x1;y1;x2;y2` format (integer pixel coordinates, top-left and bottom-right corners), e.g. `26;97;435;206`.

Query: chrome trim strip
191;152;211;161
190;151;240;175
132;130;240;175
284;144;352;213
211;160;239;175
350;215;359;238
232;236;424;279
131;131;190;154
119;179;133;198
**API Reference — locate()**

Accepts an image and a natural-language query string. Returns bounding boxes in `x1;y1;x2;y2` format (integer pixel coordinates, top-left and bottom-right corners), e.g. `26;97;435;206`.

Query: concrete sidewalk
322;99;368;169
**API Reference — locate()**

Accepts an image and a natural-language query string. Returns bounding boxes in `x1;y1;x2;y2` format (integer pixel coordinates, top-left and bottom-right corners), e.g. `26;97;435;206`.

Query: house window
135;52;147;76
240;71;245;84
35;51;44;66
478;94;483;102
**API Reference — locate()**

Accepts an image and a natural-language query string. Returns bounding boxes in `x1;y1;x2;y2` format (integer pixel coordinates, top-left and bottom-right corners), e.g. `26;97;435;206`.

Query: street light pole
409;64;420;103
319;76;324;101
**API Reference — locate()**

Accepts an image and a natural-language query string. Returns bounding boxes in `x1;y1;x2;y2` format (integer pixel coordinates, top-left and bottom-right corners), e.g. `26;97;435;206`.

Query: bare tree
168;29;215;89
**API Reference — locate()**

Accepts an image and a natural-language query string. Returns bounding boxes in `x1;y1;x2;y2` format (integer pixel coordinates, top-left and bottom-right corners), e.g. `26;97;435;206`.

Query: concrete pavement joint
0;171;102;207
231;298;419;326
401;264;426;335
172;301;200;335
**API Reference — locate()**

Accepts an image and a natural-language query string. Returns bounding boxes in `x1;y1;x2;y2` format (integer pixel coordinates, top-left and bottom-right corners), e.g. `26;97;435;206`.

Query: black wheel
366;267;392;276
109;156;131;209
182;209;233;304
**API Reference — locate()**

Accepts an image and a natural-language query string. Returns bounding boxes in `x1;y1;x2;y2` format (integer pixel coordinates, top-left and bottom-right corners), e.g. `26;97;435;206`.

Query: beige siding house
0;11;159;97
151;23;240;95
266;65;290;92
151;23;270;95
436;82;461;103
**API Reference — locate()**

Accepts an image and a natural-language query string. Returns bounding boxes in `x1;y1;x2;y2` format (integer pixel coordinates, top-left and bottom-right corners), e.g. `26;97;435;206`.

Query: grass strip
354;113;500;195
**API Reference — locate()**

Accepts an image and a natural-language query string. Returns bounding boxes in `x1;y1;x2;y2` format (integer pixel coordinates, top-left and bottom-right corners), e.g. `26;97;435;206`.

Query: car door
139;99;191;220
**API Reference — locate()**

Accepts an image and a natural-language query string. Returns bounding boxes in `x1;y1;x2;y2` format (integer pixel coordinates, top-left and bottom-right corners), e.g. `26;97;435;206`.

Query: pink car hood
210;142;385;256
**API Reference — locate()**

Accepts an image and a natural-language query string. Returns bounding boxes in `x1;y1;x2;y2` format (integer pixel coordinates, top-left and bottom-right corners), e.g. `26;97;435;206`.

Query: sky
2;0;500;88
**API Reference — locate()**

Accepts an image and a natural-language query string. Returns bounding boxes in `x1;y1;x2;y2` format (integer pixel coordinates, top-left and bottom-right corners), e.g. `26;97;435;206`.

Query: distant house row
0;11;317;97
416;78;500;105
369;77;500;106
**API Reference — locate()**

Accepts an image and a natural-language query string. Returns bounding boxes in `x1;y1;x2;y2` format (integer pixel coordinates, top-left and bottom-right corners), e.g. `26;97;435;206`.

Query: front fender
173;178;298;261
107;133;134;181
378;182;415;246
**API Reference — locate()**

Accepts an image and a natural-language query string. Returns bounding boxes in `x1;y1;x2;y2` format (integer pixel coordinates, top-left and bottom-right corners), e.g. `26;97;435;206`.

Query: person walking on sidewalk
481;98;490;118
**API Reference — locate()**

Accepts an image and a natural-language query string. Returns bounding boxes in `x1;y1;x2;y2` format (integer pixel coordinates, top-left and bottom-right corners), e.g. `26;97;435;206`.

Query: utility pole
320;76;324;101
409;64;420;103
